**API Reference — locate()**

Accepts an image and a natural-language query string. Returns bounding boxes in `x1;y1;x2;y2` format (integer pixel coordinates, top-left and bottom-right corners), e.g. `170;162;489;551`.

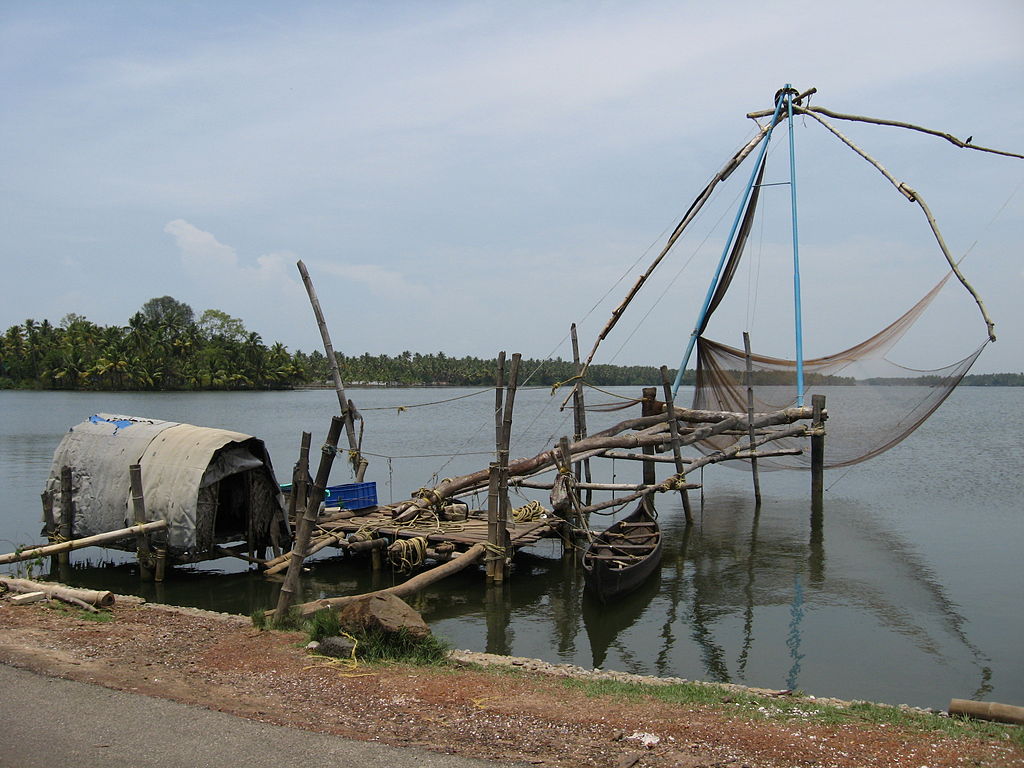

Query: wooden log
1;578;115;607
390;405;814;520
275;416;344;616
949;698;1024;726
10;592;47;605
516;478;676;492
0;521;168;565
276;542;487;619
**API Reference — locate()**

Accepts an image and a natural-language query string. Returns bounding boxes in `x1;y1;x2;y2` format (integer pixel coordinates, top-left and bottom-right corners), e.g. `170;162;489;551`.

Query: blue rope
672;93;787;396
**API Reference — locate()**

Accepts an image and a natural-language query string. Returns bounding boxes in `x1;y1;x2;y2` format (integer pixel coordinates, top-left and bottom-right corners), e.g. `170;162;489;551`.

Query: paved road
0;664;528;768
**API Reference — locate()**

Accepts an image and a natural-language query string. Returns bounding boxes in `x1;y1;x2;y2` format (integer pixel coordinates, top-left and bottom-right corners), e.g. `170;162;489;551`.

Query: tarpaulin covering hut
44;414;287;563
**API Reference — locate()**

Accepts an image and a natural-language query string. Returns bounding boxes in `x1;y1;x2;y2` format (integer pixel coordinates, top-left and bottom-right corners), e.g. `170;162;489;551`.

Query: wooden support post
154;547;167;582
494;353;520;579
291;432;312;533
297;260;367;482
276;416;344;617
40;490;58;575
811;394;826;504
570;324;593;506
660;366;693;524
640;387;658;487
129;464;153;581
743;333;763;506
486;462;501;582
58;466;74;575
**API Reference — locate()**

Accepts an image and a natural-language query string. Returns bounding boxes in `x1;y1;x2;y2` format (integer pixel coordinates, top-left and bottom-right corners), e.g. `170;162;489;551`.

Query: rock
313;635;357;658
335;593;430;639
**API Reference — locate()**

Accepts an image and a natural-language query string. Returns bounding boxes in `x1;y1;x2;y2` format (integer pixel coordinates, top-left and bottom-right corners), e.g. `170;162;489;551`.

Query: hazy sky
2;1;1022;373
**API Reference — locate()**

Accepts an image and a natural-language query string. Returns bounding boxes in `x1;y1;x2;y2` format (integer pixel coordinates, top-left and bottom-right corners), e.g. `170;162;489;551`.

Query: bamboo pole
296;260;367;480
40;489;58;574
0;521;168;565
743;333;762;506
949;698;1024;726
128;464;153;580
495;351;506;449
485;462;500;582
275;416;344;617
277;542;486;619
660;366;693;523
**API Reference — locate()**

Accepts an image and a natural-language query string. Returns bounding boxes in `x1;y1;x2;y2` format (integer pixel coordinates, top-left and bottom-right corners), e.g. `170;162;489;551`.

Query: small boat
582;498;663;602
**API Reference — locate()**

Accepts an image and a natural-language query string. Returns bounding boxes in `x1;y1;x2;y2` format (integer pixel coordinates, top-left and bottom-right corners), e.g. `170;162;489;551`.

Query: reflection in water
43;488;992;709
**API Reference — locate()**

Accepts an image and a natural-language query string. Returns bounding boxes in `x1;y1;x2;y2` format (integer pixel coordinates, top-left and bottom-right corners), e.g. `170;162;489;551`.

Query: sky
1;1;1022;374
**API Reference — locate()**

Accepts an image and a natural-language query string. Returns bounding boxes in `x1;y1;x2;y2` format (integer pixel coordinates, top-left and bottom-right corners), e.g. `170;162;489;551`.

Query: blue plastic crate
325;481;378;510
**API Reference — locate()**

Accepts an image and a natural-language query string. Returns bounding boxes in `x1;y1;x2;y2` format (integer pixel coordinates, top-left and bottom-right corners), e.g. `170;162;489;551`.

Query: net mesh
691;271;987;468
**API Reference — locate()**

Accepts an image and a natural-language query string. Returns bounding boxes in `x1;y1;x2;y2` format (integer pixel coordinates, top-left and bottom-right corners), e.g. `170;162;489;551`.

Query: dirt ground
0;596;1020;768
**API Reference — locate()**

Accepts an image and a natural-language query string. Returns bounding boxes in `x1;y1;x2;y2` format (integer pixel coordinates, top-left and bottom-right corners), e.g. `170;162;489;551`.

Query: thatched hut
44;414;287;563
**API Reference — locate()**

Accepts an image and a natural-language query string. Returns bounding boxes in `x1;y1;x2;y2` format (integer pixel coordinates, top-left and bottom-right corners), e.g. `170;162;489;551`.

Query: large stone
336;593;430;639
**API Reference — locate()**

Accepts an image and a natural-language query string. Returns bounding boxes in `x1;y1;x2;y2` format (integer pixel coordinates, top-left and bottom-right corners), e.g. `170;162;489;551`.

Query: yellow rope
512;499;547;523
389;536;428;572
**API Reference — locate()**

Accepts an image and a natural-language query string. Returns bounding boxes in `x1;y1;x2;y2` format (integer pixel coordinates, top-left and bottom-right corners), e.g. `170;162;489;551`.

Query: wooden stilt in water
570;324;593;506
743;333;763;506
811;394;826;504
276;416;344;617
660;366;693;524
40;489;58;575
129;464;153;581
640;388;658;487
493;353;520;582
486;462;501;582
154;547;167;582
58;466;73;578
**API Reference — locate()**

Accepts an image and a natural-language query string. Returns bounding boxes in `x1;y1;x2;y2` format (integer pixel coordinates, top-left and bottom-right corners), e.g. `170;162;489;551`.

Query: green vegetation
561;677;1023;747
2;297;1020;390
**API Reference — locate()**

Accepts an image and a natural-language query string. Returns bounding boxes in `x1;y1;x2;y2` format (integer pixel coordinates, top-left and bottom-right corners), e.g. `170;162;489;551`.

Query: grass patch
344;626;452;665
561;678;1023;748
45;600;114;622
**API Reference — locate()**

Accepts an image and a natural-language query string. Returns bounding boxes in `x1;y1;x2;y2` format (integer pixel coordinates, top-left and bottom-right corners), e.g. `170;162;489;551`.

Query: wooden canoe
582;498;662;602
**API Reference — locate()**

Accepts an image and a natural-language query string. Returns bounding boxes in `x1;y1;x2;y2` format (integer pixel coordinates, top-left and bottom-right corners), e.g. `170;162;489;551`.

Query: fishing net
691;271;988;469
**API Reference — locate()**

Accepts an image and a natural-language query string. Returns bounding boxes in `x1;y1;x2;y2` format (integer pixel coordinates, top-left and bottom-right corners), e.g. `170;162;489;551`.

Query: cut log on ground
1;578;115;609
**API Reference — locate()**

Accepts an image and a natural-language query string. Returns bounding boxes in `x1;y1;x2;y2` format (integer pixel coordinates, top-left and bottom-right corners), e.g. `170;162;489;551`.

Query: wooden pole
40;489;58;575
570;324;593;506
292;431;312;530
495;351;506;449
58;466;74;575
0;521;169;565
743;333;763;506
640;387;658;487
811;394;826;503
660;366;693;523
275;416;344;617
486;462;500;582
296;260;367;481
129;464;153;581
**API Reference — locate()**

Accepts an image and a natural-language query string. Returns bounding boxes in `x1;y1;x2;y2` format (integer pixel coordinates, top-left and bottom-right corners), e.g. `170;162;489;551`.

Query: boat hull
582;501;663;602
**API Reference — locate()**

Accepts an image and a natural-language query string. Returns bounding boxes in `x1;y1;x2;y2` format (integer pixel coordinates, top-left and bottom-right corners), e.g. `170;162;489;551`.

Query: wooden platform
315;505;559;552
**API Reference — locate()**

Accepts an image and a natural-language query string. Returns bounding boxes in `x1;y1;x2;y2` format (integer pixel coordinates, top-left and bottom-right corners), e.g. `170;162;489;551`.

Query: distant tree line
1;297;1020;391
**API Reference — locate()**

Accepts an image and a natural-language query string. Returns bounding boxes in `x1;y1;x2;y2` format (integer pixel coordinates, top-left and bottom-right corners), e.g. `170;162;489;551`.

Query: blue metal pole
786;85;805;406
672;94;787;396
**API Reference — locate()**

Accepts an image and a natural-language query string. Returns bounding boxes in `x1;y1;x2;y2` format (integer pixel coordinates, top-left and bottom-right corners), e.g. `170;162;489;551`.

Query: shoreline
1;593;1020;767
